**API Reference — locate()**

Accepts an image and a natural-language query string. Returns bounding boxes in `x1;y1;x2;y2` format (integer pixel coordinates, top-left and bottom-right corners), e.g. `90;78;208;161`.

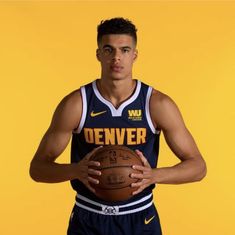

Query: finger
131;181;142;187
136;150;151;167
88;176;99;184
88;168;101;176
88;160;101;167
130;173;144;179
132;165;145;171
132;186;144;195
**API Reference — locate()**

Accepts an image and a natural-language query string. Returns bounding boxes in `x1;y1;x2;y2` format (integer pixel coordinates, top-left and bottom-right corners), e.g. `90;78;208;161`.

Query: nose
112;49;121;61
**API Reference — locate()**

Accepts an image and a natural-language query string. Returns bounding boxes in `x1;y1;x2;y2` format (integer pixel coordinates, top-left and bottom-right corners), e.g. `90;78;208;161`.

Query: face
96;34;138;81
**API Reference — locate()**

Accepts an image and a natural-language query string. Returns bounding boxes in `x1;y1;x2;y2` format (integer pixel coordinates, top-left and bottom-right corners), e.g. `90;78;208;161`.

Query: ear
96;49;101;61
133;49;138;61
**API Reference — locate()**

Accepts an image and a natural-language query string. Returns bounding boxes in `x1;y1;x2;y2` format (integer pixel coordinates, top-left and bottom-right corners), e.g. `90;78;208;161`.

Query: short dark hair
97;17;137;45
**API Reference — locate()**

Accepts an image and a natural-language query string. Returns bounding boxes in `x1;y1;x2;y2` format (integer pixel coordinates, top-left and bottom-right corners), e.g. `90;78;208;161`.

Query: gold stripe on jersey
84;128;147;145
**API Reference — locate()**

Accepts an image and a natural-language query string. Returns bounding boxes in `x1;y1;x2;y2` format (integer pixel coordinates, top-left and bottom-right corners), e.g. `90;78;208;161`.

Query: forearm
153;158;207;184
30;160;78;183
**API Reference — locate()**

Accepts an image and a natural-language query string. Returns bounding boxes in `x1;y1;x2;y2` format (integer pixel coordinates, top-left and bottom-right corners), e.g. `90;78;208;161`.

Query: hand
131;150;155;195
76;146;102;193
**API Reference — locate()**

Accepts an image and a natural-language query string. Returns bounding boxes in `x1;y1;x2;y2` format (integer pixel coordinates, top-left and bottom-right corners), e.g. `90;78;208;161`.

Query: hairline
97;33;137;47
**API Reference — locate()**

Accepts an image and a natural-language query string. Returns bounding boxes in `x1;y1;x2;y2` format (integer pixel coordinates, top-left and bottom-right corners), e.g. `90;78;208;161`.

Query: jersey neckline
92;79;141;117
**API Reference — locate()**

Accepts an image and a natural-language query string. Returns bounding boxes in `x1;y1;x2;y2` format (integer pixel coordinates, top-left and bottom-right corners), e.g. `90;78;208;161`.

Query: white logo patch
102;206;119;215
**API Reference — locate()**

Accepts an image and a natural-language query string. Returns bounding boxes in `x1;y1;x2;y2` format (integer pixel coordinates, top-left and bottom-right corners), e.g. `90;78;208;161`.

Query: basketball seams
98;165;136;170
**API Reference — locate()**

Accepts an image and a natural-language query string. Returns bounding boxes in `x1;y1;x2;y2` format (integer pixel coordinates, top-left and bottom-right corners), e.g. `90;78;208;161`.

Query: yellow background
1;1;234;234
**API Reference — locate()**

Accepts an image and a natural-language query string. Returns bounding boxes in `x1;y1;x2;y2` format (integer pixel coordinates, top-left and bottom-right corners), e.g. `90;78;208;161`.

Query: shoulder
150;89;177;111
50;88;82;131
149;89;184;130
150;89;175;107
59;89;82;108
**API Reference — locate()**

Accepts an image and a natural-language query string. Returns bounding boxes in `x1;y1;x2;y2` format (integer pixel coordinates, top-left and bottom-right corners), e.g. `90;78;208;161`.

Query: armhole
73;86;87;134
146;87;160;134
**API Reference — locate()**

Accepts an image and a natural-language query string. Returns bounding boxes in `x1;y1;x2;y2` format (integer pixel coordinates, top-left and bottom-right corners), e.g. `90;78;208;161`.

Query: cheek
126;58;135;67
100;59;111;67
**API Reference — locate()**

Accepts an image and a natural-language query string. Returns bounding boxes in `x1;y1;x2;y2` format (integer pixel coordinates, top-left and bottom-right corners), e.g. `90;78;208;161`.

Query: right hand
76;146;102;193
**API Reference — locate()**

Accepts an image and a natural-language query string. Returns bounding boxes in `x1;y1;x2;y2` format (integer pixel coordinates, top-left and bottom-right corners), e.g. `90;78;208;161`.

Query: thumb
135;149;150;167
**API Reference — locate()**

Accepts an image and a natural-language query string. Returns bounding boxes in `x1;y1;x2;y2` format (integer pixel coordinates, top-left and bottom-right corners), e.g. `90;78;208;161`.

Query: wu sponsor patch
128;109;142;121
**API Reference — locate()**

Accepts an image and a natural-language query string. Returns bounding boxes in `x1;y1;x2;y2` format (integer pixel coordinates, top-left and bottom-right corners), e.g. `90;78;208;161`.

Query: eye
103;47;113;54
122;48;130;53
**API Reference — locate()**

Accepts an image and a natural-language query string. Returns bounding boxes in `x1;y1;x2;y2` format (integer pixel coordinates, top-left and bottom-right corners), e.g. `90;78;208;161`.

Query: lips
110;65;123;72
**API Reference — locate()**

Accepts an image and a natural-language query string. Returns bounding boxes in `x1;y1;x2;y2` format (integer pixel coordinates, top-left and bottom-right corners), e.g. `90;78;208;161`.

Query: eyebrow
102;45;132;50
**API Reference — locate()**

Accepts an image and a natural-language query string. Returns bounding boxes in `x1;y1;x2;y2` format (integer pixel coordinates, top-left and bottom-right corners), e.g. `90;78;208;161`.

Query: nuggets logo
128;109;142;121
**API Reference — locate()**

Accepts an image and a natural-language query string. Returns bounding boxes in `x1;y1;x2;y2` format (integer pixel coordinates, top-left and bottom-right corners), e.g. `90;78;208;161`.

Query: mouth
110;65;123;72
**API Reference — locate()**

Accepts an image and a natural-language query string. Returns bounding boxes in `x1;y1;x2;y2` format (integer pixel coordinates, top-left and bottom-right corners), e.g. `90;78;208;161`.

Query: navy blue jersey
70;79;160;205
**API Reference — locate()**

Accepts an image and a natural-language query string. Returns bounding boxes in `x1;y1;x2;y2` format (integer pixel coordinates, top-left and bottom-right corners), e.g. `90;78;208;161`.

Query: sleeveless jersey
70;79;160;204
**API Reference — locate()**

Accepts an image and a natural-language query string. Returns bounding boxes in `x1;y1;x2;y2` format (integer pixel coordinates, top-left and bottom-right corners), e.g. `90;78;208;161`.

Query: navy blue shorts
67;194;162;235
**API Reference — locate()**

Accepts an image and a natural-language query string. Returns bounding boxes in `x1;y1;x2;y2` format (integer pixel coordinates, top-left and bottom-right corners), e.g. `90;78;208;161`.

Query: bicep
33;128;72;162
32;90;82;163
152;92;202;161
163;125;201;161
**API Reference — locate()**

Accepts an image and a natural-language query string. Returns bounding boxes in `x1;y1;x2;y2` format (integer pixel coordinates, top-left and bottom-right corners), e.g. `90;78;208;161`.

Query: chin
108;74;125;80
111;72;131;80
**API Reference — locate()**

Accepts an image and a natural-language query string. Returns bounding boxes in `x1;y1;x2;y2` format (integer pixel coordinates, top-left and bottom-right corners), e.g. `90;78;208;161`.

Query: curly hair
97;17;137;45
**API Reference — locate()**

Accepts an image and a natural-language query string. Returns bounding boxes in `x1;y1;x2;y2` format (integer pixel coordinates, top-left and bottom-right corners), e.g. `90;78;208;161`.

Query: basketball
89;145;143;202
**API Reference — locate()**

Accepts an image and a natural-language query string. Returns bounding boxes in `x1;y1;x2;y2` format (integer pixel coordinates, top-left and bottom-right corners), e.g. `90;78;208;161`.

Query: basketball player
30;18;207;235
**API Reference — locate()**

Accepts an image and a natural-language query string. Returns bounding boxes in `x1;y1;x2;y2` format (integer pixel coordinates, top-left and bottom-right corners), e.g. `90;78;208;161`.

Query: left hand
131;150;155;195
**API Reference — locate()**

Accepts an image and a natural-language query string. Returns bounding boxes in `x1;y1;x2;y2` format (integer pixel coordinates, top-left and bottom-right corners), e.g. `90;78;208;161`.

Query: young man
30;18;207;235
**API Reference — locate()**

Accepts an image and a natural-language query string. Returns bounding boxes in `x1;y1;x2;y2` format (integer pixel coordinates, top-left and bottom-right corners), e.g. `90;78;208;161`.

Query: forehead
99;34;135;48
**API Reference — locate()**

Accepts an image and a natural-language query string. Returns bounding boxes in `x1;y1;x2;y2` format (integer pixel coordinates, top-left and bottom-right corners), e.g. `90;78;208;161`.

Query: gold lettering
128;110;142;117
104;128;115;145
126;128;136;145
137;128;146;144
94;128;104;145
84;128;94;143
116;128;125;145
84;127;147;145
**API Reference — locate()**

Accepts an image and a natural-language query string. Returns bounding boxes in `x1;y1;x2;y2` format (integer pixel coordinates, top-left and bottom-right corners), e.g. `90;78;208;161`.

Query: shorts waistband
75;193;153;216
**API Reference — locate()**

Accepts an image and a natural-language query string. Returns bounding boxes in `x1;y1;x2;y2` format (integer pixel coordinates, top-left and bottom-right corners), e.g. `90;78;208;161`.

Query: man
30;17;207;235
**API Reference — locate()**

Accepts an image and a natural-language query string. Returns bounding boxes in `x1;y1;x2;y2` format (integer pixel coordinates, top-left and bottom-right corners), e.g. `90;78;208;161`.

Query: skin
30;34;207;195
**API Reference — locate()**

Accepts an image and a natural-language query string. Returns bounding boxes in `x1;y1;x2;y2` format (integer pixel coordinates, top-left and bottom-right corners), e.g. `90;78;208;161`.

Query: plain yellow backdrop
0;1;235;234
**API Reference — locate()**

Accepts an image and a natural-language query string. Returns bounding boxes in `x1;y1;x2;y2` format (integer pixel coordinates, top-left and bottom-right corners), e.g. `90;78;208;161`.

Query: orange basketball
89;145;143;202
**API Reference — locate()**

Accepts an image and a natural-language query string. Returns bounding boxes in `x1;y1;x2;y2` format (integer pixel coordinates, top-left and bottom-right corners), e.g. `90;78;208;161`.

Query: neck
97;78;137;108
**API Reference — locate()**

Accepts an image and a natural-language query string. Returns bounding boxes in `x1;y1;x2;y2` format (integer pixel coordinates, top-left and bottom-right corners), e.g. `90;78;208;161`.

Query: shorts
67;194;162;235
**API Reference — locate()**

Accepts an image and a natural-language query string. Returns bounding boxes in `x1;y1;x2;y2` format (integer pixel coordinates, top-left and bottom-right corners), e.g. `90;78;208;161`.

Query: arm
131;91;207;194
29;90;101;192
152;90;207;184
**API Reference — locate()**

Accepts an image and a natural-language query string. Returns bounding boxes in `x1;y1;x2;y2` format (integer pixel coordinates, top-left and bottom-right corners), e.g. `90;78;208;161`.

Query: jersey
70;79;160;204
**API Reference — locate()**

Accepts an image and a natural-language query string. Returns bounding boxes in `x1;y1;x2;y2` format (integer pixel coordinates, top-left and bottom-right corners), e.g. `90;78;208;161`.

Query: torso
69;79;161;204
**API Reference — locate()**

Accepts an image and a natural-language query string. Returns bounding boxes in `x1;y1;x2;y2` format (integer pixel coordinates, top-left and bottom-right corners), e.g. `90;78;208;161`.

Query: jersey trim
75;193;153;215
92;80;141;117
76;86;87;133
146;87;158;134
